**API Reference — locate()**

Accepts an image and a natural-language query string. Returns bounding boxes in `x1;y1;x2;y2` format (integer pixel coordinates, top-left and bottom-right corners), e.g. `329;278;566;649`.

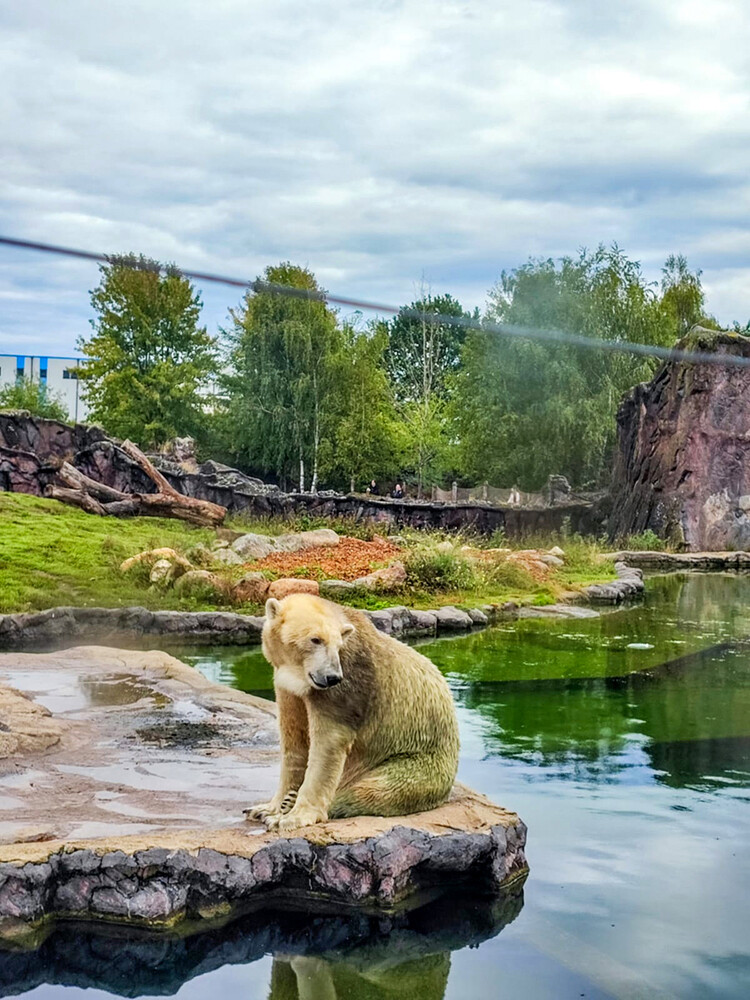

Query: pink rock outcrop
608;329;750;550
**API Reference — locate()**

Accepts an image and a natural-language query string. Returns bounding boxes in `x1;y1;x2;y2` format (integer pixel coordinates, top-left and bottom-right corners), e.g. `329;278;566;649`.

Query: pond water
7;573;750;1000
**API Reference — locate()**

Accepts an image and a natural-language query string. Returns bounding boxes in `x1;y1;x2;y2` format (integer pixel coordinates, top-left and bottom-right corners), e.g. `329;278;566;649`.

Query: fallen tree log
44;441;227;527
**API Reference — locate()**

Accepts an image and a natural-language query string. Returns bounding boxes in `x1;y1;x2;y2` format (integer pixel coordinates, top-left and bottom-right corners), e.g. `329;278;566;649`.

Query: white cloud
1;0;749;353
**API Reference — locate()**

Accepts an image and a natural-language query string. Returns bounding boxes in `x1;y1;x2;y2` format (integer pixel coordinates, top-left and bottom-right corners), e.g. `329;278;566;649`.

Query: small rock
186;543;215;567
273;528;340;553
213;548;244;566
149;559;174;585
174;570;226;599
467;608;489;625
539;554;564;568
231;533;276;561
436;540;454;554
500;601;519;613
320;579;356;597
352;561;406;591
267;578;320;599
367;609;394;634
548;546;565;558
434;606;473;630
405;609;438;634
231;572;270;604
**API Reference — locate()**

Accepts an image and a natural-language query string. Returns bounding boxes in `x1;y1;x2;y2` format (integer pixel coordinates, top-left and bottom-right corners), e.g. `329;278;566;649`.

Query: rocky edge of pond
0;647;527;940
0;561;645;650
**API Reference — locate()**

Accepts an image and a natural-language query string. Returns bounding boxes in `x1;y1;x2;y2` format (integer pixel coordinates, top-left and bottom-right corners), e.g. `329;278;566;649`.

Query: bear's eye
310;637;322;646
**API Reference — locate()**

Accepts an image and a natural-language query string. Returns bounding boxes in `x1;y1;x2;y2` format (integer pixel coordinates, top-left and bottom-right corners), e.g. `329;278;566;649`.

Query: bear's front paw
276;804;328;830
244;790;298;824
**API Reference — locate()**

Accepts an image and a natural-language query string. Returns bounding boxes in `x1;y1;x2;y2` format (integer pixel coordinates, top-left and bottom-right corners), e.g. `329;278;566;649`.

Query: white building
0;354;88;422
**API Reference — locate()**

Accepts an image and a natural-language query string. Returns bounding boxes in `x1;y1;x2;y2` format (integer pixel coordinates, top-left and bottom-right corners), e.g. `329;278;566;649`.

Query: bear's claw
244;790;298;825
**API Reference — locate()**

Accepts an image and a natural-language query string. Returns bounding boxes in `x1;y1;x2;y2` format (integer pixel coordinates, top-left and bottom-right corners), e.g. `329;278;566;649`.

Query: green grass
0;493;219;613
0;492;617;615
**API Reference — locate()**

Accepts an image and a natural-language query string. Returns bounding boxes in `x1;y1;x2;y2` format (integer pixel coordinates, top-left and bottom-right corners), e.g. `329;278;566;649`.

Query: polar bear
246;593;459;830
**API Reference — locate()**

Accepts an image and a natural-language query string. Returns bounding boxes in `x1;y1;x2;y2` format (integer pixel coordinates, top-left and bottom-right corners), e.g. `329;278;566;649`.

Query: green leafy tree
318;321;402;491
78;254;217;448
224;263;341;491
385;292;472;403
453;246;710;490
661;254;713;336
0;376;69;421
384;290;474;495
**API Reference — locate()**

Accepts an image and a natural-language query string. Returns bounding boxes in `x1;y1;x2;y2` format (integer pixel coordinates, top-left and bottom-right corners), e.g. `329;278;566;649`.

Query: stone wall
608;329;750;550
0;413;603;537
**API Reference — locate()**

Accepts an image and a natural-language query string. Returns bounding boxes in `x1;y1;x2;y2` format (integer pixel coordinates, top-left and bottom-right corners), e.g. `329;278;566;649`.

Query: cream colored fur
247;593;460;830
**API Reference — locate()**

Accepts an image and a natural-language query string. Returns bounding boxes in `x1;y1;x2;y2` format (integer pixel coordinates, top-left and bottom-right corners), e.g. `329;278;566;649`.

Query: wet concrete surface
0;647;280;845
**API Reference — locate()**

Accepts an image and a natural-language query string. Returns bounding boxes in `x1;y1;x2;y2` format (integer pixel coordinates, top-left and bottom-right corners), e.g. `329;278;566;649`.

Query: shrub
405;550;477;592
0;377;69;421
622;529;666;551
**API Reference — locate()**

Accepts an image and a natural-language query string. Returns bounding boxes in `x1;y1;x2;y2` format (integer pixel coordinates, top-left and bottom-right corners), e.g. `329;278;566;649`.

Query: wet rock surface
0;647;527;936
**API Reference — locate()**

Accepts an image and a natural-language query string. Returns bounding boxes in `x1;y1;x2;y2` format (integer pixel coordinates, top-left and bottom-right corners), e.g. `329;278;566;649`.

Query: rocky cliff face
608;330;750;550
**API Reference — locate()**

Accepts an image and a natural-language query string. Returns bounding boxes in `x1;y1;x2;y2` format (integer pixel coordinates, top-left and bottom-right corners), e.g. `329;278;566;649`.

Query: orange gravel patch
254;535;401;581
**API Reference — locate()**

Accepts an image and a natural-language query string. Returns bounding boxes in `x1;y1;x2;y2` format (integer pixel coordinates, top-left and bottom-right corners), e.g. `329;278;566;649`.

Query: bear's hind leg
330;755;453;819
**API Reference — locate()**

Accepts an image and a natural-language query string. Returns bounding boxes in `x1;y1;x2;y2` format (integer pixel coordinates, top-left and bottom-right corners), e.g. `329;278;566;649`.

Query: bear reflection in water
0;888;524;1000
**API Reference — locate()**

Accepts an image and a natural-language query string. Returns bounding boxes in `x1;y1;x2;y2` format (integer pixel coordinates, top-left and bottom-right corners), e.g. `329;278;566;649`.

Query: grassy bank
0;492;616;615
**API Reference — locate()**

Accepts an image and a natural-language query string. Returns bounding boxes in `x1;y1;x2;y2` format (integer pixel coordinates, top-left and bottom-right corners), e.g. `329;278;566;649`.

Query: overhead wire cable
1;234;748;368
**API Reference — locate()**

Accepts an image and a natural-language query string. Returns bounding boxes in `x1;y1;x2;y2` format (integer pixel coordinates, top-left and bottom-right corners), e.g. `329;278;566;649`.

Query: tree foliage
452;246;711;489
71;245;723;496
78;255;217;447
383;292;474;494
318;321;402;491
223;263;342;492
0;376;69;421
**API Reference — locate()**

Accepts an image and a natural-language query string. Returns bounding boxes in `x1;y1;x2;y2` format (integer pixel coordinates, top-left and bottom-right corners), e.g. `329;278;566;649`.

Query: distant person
509;485;521;505
366;479;378;495
392;482;404;499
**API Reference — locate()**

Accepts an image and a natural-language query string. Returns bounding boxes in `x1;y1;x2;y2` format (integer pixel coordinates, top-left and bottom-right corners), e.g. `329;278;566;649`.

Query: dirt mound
255;535;400;581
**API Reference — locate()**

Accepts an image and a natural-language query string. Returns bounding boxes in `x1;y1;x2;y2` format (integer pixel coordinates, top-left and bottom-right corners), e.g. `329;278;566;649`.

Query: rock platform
0;647;527;940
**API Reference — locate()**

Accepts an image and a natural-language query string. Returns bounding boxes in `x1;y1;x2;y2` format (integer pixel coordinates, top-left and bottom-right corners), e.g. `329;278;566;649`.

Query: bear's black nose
324;673;342;687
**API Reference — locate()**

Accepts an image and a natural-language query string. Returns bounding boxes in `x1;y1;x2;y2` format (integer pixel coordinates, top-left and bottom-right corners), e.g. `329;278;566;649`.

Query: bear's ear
265;598;282;621
341;622;355;640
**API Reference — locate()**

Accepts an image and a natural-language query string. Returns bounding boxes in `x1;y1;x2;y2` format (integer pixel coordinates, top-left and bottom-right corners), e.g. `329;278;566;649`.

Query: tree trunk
46;442;226;527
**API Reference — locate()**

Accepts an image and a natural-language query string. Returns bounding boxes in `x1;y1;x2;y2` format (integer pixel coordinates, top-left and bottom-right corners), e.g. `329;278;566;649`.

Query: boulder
548;546;565;558
0;646;527;935
434;606;473;630
352;560;407;591
404;609;438;635
267;578;320;599
539;554;564;568
213;548;244;566
231;572;270;604
274;528;339;553
173;570;226;599
467;607;489;626
230;532;276;561
319;579;356;597
149;559;174;585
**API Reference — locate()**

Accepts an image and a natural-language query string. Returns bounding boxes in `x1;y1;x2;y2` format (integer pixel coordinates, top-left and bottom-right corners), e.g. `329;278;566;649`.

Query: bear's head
262;594;355;696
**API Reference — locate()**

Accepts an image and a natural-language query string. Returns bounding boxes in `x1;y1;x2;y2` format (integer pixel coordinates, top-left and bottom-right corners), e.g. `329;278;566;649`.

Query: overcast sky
1;0;749;357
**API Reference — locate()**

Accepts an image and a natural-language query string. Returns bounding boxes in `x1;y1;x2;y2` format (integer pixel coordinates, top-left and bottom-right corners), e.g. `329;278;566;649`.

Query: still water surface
7;573;750;999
